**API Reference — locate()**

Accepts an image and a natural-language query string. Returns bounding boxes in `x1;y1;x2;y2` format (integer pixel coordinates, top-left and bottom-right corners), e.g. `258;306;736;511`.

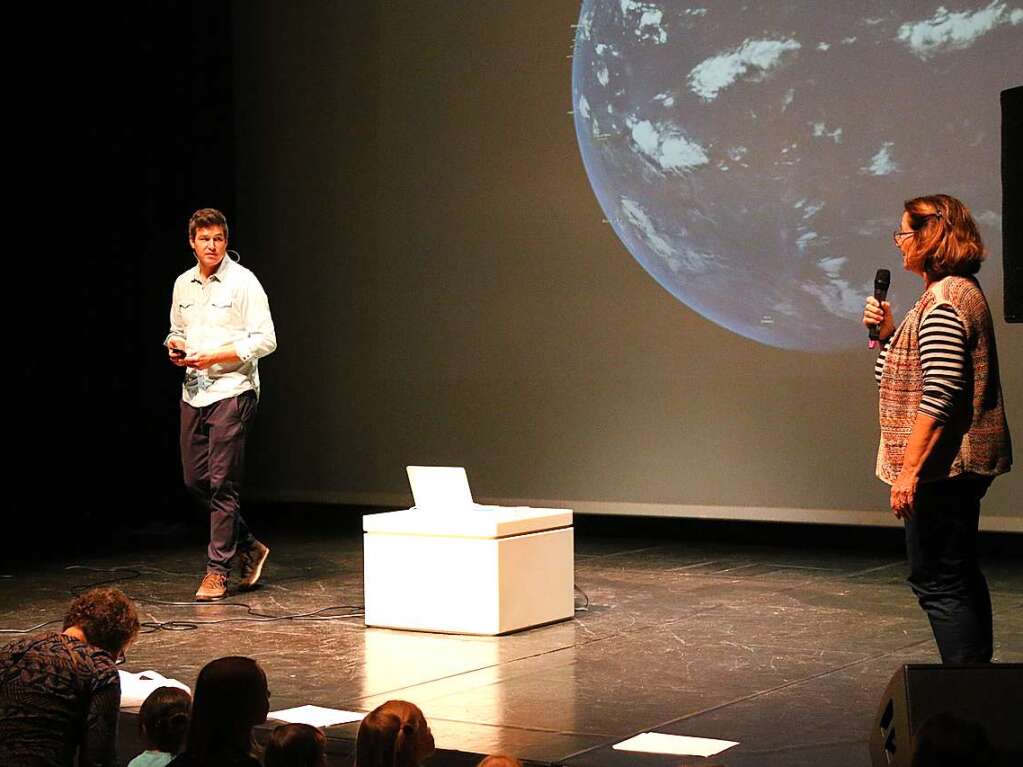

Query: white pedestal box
363;507;574;635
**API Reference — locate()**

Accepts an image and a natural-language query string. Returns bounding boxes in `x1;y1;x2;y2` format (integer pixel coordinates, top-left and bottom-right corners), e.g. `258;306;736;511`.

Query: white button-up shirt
166;255;277;407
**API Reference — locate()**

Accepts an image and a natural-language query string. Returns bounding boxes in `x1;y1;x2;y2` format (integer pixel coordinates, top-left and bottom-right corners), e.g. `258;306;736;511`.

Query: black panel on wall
10;2;236;557
1003;85;1022;323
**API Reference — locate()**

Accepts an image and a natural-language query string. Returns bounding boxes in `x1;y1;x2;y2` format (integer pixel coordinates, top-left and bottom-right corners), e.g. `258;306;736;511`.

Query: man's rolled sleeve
165;277;188;347
239;274;277;361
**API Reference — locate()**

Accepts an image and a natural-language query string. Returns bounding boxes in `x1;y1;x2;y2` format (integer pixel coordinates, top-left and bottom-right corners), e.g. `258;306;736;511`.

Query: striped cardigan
876;276;1012;484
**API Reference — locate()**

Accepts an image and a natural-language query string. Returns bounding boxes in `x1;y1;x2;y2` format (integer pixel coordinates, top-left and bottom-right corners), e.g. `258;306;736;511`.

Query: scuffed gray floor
2;523;1019;766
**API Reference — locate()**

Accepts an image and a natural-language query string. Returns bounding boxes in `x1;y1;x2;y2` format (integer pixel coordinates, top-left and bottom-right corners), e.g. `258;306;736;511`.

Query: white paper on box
268;705;365;727
612;732;739;757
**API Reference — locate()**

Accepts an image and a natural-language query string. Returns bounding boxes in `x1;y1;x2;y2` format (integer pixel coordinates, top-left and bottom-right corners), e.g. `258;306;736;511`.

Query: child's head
264;723;327;767
477;757;523;767
139;686;191;754
355;700;434;767
183;656;271;763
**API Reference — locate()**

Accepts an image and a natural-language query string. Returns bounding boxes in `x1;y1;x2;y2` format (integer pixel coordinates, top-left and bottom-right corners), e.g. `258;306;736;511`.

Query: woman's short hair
62;587;140;656
264;723;327;767
903;194;985;278
139;686;192;754
355;700;434;767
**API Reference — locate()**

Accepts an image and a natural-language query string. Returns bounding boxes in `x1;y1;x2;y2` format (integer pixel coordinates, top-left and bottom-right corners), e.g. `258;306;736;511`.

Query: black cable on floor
1;565;365;636
574;584;590;612
3;566;589;634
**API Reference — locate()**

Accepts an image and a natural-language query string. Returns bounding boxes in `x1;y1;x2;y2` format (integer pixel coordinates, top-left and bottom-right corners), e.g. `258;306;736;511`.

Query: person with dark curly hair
0;586;141;766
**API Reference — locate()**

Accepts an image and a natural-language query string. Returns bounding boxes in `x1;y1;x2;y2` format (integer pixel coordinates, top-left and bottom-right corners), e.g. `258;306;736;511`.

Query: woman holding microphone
863;193;1011;664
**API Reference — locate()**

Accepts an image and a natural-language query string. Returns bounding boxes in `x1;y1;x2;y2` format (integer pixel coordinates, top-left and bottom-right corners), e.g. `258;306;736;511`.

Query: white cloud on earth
620;0;668;43
628;118;709;172
861;142;899;176
577;94;590;120
801;278;866;319
796;231;819;252
802;200;825;219
727;146;748;162
688;38;802;100
896;1;1022;59
817;256;847;275
620;198;715;274
812;122;843;143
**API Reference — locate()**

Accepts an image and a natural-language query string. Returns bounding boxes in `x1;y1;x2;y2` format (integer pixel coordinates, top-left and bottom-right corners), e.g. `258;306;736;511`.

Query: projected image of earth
573;1;1021;351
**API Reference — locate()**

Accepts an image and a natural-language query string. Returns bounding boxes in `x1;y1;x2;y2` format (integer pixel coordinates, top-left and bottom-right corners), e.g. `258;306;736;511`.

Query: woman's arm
891;304;967;519
890;413;946;519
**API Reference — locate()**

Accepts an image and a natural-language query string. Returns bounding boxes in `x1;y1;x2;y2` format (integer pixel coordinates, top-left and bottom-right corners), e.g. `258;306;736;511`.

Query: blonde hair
355;700;434;767
477;756;523;767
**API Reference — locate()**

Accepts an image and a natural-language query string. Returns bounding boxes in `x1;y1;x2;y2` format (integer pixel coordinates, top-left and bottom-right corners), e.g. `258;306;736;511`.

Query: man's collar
191;254;233;283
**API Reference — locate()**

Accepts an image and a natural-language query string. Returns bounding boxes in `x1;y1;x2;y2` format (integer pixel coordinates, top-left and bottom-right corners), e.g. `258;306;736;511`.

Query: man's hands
863;296;895;342
167;340;239;370
183;351;218;370
167;338;188;367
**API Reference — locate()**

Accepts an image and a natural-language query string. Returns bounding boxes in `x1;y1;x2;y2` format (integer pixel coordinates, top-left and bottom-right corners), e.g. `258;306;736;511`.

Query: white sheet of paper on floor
612;732;739;757
268;705;365;727
118;670;191;709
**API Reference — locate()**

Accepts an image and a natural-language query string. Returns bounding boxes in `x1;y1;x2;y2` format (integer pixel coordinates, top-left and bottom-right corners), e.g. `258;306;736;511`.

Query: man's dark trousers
181;390;258;574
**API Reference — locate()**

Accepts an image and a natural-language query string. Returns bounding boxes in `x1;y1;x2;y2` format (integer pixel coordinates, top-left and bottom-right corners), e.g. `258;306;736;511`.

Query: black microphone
868;268;891;348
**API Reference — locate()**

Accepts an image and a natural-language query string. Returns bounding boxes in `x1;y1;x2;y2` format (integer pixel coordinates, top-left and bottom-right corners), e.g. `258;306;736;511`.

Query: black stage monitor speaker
870;663;1023;766
1004;85;1022;323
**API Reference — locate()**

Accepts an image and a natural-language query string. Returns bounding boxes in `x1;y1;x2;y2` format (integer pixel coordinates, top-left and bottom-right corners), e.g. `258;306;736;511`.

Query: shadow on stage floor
2;508;1020;766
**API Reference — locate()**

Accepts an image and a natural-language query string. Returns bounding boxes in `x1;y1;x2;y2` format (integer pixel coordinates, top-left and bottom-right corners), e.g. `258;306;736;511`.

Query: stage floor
2;516;1020;766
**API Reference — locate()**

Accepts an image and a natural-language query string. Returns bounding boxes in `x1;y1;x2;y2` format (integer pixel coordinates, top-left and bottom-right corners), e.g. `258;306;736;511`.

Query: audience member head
910;712;995;767
62;586;140;658
264;723;327;767
477;756;523;767
355;700;434;767
182;656;270;766
139;686;191;754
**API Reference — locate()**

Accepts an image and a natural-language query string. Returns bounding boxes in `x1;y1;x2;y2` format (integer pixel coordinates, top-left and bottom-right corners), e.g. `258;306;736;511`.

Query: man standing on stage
166;208;277;601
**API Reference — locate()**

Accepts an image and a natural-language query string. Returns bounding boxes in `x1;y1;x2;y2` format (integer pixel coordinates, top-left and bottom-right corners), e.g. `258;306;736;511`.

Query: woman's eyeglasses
893;212;941;246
